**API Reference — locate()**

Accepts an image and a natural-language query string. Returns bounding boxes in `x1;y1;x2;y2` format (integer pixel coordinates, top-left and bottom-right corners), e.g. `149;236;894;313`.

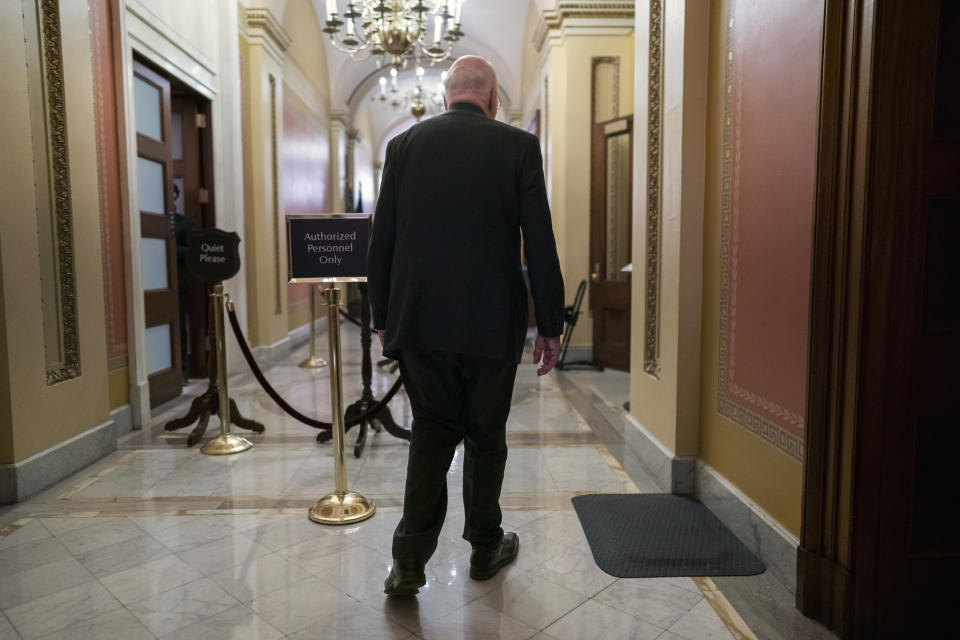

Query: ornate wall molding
269;73;282;315
591;56;620;123
31;0;80;385
534;1;636;52
240;6;291;65
643;0;663;378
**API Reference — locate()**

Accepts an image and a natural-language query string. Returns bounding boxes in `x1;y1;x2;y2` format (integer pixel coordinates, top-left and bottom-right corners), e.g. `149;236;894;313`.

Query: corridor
1;328;744;640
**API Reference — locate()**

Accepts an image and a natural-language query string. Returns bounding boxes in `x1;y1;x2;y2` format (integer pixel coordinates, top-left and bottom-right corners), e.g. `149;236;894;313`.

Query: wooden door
590;116;633;371
852;2;960;635
133;61;181;407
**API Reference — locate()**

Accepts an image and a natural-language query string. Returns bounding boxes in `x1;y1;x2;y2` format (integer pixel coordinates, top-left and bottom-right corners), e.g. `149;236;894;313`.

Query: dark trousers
392;349;518;565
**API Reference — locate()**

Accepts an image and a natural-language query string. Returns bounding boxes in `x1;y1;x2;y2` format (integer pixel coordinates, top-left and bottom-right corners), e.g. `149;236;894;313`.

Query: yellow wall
0;0;111;462
524;32;635;349
697;1;802;536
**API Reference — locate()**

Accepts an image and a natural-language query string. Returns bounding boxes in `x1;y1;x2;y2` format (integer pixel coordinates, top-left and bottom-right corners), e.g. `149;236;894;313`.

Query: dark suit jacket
368;102;565;364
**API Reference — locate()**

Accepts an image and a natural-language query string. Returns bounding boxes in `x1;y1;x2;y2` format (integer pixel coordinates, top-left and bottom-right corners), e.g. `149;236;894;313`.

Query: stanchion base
299;356;328;368
308;491;376;525
201;434;253;456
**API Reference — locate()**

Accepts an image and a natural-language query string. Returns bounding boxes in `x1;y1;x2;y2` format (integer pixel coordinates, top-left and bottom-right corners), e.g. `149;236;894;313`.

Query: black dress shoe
383;557;426;596
470;532;519;581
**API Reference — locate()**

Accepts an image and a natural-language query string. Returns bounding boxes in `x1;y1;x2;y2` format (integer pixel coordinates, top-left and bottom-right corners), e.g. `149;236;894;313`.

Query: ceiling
312;0;533;156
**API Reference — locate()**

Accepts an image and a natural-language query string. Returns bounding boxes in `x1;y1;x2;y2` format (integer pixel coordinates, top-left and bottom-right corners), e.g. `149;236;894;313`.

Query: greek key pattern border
643;0;664;378
39;0;80;385
717;7;803;461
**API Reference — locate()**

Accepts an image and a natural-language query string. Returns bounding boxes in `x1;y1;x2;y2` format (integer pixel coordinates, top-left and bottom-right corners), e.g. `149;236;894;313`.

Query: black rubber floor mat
572;493;766;577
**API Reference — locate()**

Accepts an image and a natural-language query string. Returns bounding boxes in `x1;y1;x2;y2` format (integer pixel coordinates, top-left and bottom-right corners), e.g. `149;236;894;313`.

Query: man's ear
488;88;497;119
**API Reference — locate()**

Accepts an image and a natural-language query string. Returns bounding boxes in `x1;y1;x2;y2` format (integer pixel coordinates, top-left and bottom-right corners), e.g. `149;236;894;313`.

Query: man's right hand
533;335;561;376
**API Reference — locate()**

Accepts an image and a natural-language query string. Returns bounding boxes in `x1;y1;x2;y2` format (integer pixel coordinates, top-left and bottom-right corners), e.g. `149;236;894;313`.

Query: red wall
90;0;128;369
717;0;823;459
282;92;331;311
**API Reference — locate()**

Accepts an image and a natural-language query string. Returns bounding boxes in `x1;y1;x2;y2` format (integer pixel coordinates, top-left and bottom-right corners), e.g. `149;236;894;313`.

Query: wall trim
29;0;81;386
0;418;117;503
623;412;695;494
643;0;664;378
696;461;799;592
534;1;636;52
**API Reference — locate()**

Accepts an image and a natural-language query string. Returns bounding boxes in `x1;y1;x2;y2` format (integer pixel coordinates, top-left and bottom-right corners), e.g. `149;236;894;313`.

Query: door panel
133;61;181;408
590;116;633;371
855;2;960;635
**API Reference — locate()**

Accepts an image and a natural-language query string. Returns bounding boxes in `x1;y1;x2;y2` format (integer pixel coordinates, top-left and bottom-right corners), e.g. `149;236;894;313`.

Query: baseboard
621;414;798;591
796;546;850;635
695;461;799;592
0;418;118;503
562;346;593;363
623;413;696;494
111;405;134;437
250;335;292;367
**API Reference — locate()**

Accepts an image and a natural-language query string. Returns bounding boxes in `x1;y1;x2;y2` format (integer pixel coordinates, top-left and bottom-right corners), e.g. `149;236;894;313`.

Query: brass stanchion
308;283;376;524
299;285;327;368
201;284;253;456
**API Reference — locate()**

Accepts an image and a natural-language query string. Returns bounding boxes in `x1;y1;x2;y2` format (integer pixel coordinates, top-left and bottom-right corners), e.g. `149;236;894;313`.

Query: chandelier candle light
323;0;466;67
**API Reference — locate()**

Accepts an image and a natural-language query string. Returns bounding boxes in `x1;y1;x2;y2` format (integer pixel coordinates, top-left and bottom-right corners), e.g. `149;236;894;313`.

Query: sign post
287;214;375;525
185;229;255;456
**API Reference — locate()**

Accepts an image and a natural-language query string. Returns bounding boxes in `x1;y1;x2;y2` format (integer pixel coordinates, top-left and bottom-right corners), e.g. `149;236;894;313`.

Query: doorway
132;58;213;408
590;116;633;371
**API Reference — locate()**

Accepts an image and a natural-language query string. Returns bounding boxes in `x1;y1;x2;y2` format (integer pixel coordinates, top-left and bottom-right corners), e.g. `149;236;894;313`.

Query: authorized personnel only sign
286;214;372;283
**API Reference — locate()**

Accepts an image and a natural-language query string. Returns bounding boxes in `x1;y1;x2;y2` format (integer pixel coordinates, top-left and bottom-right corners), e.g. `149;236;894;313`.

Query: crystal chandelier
372;67;447;121
322;1;466;67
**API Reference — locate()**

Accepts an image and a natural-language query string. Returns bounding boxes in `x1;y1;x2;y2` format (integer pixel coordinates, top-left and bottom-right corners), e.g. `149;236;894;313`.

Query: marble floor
0;323;757;640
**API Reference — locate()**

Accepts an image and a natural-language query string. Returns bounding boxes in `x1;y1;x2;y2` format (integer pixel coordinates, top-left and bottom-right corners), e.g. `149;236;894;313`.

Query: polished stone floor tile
126;577;238;637
75;533;171;578
0;521;50;551
3;581;122;639
35;607;154;640
0;612;17;640
177;533;273;576
665;600;736;640
0;537;71;578
159;604;285;640
209;552;312;602
479;573;587;631
519;510;588;547
544;599;664;640
100;554;203;605
54;517;145;556
287;595;411;639
420;600;539;640
595;578;704;630
311;545;395;601
0;557;95;610
529;547;618;597
247;575;348;634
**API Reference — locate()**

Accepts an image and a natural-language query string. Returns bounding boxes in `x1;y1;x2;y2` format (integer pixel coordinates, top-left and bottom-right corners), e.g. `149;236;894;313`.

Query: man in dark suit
368;56;565;596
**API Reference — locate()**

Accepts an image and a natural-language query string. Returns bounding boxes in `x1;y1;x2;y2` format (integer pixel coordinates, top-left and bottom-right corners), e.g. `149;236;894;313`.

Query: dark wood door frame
133;60;182;408
799;1;958;637
590;116;633;371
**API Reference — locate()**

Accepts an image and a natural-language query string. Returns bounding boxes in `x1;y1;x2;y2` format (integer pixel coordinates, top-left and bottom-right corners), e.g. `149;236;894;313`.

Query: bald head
444;55;499;119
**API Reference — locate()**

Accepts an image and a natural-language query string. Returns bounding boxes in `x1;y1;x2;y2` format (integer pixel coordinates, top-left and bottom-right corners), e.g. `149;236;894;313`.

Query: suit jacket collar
449;102;486;116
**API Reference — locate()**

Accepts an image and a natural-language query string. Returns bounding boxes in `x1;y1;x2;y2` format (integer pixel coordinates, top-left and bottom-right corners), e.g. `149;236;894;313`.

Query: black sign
286;214;371;282
187;228;241;284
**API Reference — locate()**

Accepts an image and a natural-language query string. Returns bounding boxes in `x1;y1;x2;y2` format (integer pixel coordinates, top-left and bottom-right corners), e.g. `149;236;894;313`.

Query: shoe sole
469;540;520;581
384;575;426;596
